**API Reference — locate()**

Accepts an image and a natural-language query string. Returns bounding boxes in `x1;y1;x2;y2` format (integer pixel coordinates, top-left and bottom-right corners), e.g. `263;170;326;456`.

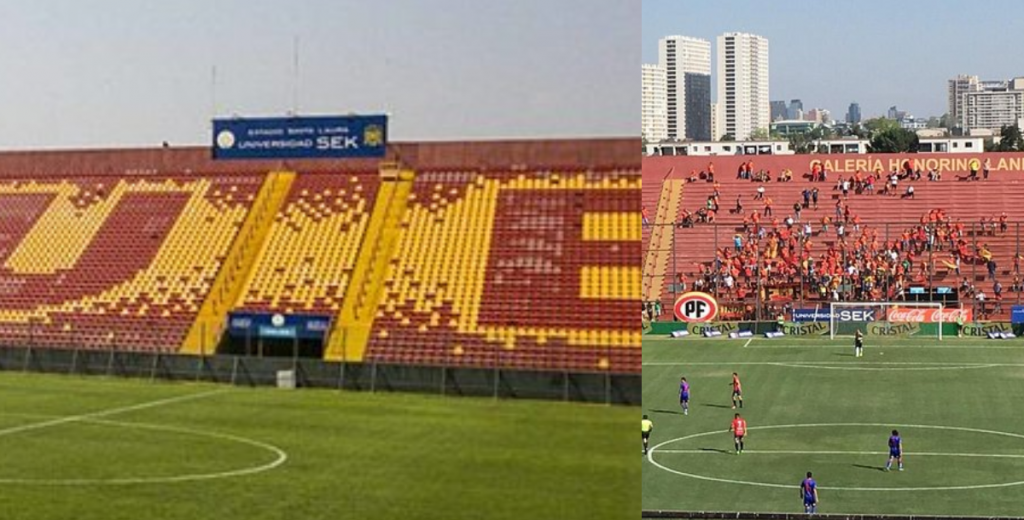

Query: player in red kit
730;372;743;409
730;413;747;454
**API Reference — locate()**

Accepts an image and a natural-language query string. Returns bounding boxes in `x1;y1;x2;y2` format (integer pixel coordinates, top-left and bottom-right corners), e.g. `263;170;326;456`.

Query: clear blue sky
0;0;636;149
643;0;1024;120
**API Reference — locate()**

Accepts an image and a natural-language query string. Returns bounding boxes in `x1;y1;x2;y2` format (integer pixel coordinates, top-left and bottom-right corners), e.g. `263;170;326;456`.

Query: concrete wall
643;152;1024;181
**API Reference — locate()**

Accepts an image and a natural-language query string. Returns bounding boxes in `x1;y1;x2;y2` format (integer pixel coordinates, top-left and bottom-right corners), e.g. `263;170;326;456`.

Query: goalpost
828;301;945;341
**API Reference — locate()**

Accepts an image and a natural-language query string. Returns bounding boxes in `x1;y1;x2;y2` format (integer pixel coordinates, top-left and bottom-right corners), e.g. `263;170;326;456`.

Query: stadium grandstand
642;151;1024;519
643;153;1024;325
0;138;639;403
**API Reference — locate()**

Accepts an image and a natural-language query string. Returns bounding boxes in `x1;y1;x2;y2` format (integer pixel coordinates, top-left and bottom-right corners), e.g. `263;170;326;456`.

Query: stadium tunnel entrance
220;335;325;359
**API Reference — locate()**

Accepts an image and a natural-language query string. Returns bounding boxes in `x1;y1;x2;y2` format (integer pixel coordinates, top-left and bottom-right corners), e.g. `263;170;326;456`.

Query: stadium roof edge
0;137;638;177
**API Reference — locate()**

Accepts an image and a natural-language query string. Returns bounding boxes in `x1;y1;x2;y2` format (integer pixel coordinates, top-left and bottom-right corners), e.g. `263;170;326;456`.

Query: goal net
828;302;946;341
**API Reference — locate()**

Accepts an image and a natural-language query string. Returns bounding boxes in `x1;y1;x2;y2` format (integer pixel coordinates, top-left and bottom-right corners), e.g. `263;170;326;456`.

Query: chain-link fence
0;339;639;406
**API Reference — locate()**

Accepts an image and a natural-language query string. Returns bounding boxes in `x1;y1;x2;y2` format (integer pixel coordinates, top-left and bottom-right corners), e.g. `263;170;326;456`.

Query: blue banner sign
228;312;333;340
792;308;878;322
1012;305;1024;324
212;114;387;159
792;309;832;322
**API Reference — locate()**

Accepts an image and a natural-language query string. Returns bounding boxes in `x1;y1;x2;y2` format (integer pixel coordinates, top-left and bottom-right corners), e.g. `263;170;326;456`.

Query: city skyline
642;0;1024;120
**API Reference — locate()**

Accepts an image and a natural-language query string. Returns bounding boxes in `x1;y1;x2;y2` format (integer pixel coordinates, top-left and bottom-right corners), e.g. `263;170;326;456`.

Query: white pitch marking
638;362;1015;370
745;344;1024;350
742;338;753;348
0;389;228;439
657;449;1024;459
768;362;1001;371
0;407;288;485
647;422;1024;492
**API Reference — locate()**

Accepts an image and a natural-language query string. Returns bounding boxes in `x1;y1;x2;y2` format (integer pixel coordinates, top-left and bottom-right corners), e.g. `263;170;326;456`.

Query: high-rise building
961;77;1024;131
770;100;787;122
711;102;720;141
885;106;909;121
846;102;861;124
803;108;831;124
948;75;980;128
641;64;668;141
716;32;769;141
658;35;712;141
786;99;803;121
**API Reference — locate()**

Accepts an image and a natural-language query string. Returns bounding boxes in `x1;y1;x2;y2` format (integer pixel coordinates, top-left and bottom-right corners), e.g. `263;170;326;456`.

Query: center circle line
647;423;1024;491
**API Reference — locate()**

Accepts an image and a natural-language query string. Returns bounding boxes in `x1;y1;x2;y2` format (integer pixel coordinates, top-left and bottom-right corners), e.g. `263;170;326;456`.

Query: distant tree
720;133;735;142
749;127;770;140
808;125;836;140
996;125;1024;152
788;133;814;154
847;124;870;139
939;112;952;130
926;116;941;129
869;127;920;153
862;117;900;136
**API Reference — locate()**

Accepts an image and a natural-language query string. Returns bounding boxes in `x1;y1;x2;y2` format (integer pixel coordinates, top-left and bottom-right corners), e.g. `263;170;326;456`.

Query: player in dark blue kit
885;429;904;471
679;377;690;416
800;471;818;514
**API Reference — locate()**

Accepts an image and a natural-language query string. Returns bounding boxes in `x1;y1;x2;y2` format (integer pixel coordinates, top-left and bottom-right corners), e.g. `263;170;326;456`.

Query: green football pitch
0;372;635;520
642;335;1024;516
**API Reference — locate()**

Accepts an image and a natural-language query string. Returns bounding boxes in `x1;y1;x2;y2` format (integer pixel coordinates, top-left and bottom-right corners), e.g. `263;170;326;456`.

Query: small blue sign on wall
228;312;333;340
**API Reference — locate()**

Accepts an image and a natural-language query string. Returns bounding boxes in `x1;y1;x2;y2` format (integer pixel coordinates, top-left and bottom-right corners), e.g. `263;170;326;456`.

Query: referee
642;415;654;455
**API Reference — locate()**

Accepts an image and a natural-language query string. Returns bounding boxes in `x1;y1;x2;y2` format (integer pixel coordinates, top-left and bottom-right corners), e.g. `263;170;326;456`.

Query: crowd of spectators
646;157;1019;319
684;205;1016;319
669;159;949;231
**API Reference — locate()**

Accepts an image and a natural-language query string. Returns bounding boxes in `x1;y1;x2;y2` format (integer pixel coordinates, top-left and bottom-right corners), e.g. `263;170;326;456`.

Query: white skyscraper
642;64;668;141
711;102;720;142
658;35;712;141
716;32;769;141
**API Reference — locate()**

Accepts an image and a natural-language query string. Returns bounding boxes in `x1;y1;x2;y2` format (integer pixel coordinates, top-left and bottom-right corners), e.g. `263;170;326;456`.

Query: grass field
642;335;1024;516
0;372;635;520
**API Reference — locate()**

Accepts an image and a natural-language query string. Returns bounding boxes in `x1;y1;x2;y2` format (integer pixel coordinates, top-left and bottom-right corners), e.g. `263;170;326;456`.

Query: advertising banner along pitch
886;307;971;323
